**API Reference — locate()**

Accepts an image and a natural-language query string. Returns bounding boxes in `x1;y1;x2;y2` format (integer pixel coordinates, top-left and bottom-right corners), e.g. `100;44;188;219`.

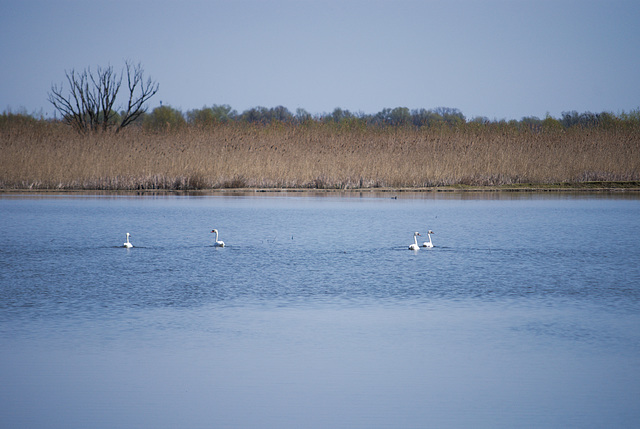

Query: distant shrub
143;105;186;131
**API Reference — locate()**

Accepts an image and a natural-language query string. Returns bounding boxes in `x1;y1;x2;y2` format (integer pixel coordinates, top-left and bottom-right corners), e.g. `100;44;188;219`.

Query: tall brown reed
1;120;638;190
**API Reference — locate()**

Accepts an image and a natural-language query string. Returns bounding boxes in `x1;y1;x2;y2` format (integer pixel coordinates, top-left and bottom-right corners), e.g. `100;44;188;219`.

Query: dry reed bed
1;122;639;190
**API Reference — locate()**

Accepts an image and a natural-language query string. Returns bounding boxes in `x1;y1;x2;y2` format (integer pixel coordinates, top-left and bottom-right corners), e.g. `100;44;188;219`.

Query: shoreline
2;181;640;196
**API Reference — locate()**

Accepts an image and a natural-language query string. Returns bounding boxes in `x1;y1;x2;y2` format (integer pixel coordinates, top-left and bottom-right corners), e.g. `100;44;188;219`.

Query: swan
123;232;133;248
422;230;435;248
409;232;421;250
211;229;225;247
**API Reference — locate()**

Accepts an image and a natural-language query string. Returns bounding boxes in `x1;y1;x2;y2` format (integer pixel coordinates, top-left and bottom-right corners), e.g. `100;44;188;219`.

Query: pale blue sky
2;0;639;120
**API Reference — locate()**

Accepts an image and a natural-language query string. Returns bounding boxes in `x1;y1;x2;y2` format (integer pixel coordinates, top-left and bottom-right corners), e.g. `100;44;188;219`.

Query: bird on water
211;229;225;247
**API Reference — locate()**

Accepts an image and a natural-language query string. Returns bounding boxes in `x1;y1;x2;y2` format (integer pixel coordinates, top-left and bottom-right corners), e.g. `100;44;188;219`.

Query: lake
1;191;639;428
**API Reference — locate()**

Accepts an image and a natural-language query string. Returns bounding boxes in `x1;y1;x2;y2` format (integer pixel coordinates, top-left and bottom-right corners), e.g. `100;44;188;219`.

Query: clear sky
2;0;639;120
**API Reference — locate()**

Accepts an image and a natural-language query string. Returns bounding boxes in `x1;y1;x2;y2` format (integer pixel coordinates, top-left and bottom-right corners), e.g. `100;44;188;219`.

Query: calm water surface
1;192;639;428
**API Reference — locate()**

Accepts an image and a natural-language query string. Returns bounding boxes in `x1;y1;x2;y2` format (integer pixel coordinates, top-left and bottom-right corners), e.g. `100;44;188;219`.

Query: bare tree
117;62;160;132
48;61;159;133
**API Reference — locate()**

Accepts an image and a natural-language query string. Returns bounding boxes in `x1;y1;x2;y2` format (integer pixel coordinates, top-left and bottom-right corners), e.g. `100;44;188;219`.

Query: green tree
270;105;293;122
187;107;216;127
542;114;563;132
210;104;237;122
241;106;269;123
434;107;465;126
144;105;186;131
410;108;442;127
295;108;312;123
389;107;411;126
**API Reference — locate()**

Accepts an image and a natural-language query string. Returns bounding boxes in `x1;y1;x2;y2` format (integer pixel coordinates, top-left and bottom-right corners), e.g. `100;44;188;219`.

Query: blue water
1;192;639;428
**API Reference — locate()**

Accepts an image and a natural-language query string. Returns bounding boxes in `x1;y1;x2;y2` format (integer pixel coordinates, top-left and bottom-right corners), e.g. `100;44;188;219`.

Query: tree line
142;105;471;130
3;59;639;133
8;103;636;133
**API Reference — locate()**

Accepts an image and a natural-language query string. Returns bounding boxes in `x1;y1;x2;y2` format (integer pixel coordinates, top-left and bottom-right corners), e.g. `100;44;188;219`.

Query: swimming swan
422;230;435;248
123;233;133;248
409;232;421;250
211;229;225;247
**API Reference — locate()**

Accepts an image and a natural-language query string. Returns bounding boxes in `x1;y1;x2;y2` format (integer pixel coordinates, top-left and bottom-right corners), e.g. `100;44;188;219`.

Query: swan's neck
215;231;219;241
414;235;418;245
427;234;432;244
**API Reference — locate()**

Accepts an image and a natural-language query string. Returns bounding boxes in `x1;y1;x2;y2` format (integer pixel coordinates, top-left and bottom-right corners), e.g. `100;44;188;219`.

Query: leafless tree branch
48;61;158;133
117;61;160;132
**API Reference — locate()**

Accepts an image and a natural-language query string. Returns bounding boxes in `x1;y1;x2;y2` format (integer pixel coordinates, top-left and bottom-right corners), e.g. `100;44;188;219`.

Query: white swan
422;230;435;248
409;232;421;250
211;229;225;247
123;232;133;248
